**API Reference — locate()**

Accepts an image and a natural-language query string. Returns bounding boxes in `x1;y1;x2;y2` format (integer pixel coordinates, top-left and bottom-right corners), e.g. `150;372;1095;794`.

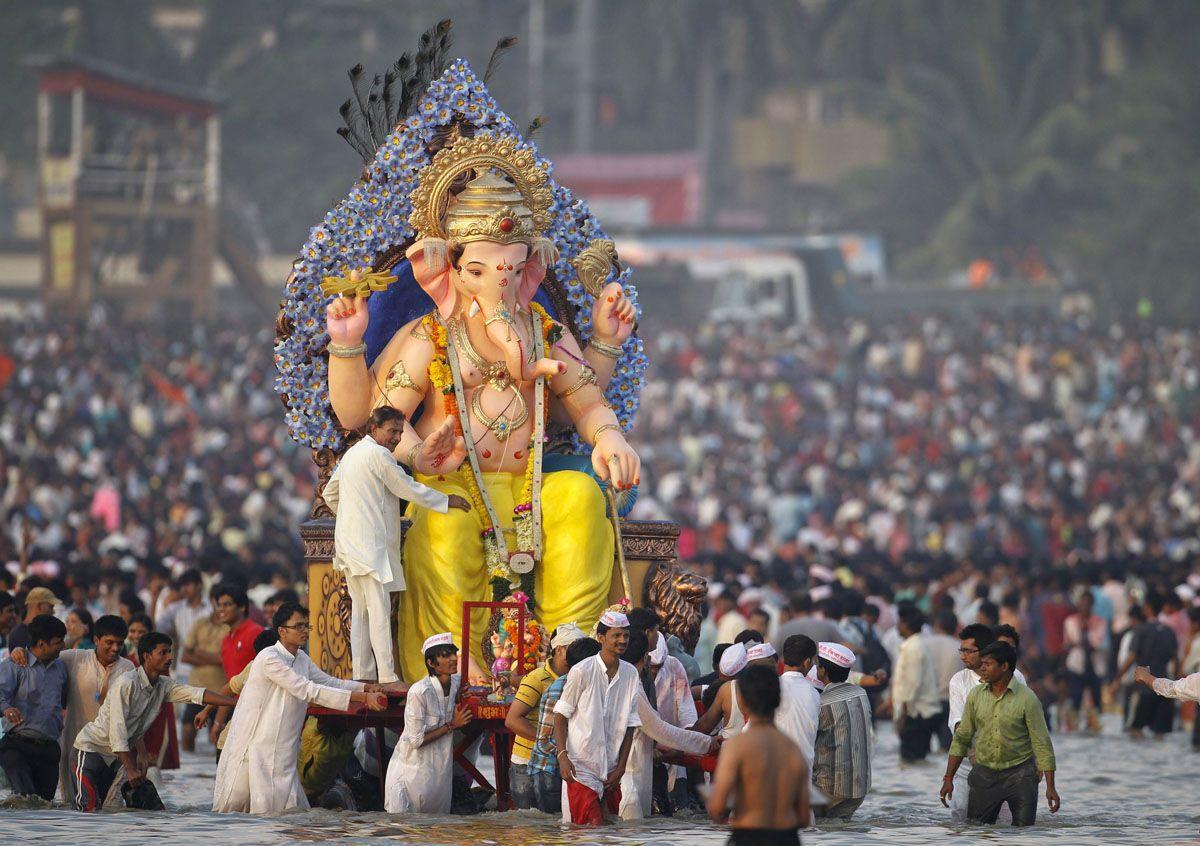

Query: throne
273;56;706;680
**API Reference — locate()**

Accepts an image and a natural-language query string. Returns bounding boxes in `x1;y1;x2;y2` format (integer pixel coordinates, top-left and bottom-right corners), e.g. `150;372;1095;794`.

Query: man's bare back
710;721;809;833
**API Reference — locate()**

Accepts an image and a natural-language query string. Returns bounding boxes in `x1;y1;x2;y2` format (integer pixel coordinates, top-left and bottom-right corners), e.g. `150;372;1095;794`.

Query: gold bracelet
558;365;598;399
406;443;421;469
327;341;367;358
591;423;621;445
588;338;624;358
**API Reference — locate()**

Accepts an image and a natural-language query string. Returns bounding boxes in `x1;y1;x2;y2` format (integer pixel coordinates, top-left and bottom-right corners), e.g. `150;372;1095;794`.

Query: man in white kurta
649;631;698;796
212;605;379;815
554;611;642;825
619;631;715;820
384;632;471;814
323;409;464;684
777;641;822;775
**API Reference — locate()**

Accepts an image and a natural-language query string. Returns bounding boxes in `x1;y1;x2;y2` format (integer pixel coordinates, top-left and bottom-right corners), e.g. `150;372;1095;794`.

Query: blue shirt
529;676;567;775
0;656;68;741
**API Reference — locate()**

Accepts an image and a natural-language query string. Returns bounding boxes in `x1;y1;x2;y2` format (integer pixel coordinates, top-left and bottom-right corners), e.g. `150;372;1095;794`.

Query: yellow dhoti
398;468;613;683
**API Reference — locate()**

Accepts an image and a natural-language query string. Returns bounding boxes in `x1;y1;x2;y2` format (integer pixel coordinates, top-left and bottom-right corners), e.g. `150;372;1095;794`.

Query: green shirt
949;679;1055;772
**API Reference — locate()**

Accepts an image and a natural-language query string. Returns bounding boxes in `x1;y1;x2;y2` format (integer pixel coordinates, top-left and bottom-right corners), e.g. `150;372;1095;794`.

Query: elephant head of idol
406;135;559;384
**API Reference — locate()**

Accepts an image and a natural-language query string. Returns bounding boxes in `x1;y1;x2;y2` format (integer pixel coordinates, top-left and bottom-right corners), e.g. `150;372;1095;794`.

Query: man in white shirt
323;407;469;684
892;607;941;762
776;635;821;770
553;610;642;825
1134;664;1200;703
946;623;1025;823
927;611;964;750
618;630;716;819
72;631;236;811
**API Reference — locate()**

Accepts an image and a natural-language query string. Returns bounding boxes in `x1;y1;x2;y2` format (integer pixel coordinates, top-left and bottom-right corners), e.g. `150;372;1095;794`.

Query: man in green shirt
939;642;1060;826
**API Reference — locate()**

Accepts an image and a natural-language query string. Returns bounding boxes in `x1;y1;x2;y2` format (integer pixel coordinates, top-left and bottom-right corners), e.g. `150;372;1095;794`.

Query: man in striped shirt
811;642;873;820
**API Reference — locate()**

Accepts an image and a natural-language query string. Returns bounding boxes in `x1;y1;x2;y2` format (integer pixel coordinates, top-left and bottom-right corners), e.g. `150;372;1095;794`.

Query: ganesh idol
321;132;640;682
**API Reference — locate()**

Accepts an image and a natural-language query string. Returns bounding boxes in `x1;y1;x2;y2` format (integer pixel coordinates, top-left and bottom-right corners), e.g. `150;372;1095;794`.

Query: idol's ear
406;238;457;319
519;237;557;307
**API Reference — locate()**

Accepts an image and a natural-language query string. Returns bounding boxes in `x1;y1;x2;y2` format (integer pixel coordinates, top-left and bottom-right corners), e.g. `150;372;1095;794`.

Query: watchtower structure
31;56;219;315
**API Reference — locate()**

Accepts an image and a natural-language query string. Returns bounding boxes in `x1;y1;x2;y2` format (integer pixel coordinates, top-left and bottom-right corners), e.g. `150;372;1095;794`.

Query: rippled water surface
4;715;1197;845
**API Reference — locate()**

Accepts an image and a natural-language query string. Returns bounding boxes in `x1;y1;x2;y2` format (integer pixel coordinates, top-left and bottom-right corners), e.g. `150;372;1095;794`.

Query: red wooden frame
459;600;528;682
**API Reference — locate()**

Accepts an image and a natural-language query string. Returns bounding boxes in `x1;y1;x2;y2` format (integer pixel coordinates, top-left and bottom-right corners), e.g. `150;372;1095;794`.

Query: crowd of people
2;303;1200;834
632;311;1200;738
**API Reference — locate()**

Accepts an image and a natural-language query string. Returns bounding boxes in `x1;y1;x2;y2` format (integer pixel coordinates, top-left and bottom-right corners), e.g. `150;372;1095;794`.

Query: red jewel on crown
499;216;515;233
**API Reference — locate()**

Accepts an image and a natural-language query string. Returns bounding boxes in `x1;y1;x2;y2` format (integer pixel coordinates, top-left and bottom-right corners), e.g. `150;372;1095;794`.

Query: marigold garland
423;304;556;608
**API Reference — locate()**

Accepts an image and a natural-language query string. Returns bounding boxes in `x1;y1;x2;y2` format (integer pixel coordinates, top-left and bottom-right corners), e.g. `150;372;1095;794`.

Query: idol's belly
416;384;539;475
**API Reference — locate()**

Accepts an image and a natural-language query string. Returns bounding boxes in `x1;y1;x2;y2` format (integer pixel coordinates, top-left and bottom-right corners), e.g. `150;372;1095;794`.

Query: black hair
272;601;306;631
782;634;817;668
712;642;731;669
214;583;249;610
268;589;300;607
0;591;13;612
177;569;203;587
128;611;153;631
977;601;1000;624
863;602;881;621
958;623;995;649
94;614;128;641
626;607;660;632
424;643;459;672
69;607;94;637
734;628;764;645
899;605;925;634
566;637;601;667
368;405;406;430
993;623;1021;648
979;641;1018;673
738;664;781;717
119;589;145;614
253;629;280;653
28;613;67;647
624;630;650;665
818;657;850;684
935;610;959;633
137;631;173;662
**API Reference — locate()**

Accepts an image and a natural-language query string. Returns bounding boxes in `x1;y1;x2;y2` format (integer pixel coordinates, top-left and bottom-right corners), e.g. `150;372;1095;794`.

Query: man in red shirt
214;585;263;679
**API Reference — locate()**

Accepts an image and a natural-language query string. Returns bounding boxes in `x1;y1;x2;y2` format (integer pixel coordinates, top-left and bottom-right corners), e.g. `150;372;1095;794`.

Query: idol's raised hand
326;293;370;347
590;282;636;346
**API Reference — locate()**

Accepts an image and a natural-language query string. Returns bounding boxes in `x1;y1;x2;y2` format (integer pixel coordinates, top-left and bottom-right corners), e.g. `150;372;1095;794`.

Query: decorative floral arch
274;60;648;452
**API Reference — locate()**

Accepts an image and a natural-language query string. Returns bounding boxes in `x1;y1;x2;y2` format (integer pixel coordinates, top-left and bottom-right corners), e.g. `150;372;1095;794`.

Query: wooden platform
301;517;681;679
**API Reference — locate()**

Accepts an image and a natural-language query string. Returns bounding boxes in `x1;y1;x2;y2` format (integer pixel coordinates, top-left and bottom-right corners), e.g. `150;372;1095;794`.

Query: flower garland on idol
274;60;648;454
422;304;556;607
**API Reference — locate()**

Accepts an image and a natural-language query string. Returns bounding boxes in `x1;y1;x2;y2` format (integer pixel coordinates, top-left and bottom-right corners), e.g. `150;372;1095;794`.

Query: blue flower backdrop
274;60;648;453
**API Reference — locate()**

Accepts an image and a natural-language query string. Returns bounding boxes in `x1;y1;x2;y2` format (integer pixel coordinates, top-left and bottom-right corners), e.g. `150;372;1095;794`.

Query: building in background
31;54;219;315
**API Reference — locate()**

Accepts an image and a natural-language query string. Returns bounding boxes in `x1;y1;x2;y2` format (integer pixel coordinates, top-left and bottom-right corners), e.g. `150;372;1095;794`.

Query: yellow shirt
184;615;229;691
510;663;558;765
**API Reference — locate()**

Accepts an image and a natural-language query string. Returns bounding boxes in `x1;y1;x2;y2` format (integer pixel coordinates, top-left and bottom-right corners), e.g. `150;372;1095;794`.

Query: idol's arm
550;329;639;490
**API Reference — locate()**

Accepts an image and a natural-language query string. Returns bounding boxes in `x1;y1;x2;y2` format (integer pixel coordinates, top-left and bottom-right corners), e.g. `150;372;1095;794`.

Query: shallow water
4;715;1197;845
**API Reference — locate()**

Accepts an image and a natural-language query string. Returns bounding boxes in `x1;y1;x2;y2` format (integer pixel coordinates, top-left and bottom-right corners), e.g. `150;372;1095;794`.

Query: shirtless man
707;665;809;846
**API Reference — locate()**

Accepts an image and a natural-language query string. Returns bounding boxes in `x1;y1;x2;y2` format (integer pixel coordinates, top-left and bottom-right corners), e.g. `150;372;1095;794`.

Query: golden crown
409;134;553;246
444;170;536;246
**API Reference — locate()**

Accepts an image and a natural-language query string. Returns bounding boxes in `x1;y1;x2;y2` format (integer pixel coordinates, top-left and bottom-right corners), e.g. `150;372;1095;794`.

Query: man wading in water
707;664;810;845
